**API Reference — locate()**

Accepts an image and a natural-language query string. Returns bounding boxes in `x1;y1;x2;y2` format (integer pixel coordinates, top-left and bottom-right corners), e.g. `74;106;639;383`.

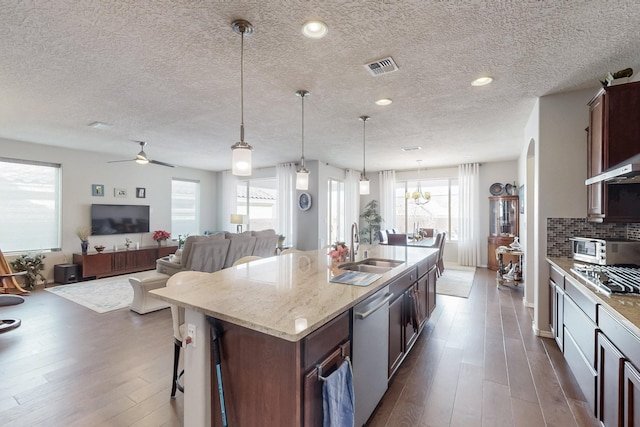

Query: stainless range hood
585;153;640;185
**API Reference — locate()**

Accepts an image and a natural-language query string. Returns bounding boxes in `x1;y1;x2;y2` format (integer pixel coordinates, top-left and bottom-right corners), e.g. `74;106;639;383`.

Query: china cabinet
487;195;519;271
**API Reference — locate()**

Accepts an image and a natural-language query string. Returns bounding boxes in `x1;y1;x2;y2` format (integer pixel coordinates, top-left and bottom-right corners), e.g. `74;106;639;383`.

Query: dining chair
377;230;388;245
419;228;435;238
387;233;408;246
436;232;446;277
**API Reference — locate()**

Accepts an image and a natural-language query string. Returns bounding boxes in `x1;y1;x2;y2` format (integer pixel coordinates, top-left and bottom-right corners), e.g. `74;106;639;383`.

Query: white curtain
345;169;360;232
221;170;238;232
458;163;481;266
378;170;396;232
276;163;295;246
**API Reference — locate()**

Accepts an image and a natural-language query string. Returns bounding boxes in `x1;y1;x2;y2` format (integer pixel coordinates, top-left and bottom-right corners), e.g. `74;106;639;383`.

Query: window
171;179;200;236
236;179;277;231
0;158;61;252
328;178;345;244
395;178;459;240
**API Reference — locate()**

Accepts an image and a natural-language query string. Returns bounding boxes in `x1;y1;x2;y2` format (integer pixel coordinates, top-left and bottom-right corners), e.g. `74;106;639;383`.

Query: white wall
1;137;217;281
524;88;593;335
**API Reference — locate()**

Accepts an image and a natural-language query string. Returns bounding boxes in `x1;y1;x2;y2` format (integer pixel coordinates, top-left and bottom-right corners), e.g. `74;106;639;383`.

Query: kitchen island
151;245;438;427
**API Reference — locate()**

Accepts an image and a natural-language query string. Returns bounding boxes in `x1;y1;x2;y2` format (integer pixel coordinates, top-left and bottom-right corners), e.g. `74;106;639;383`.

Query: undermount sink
359;258;404;268
339;258;404;274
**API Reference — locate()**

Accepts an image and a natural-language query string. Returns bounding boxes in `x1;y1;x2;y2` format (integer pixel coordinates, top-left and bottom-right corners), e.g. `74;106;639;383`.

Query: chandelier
405;160;431;205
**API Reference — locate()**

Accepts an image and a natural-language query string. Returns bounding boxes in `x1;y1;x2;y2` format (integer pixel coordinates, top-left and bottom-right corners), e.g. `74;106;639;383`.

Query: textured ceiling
1;1;639;172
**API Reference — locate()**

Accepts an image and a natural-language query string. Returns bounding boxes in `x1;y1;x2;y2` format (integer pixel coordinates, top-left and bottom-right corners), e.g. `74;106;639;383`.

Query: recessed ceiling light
88;121;113;130
375;98;393;106
471;76;493;86
302;20;328;38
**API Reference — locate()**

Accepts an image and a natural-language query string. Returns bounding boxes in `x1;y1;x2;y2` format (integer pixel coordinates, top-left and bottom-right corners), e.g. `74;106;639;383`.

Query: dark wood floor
0;268;599;426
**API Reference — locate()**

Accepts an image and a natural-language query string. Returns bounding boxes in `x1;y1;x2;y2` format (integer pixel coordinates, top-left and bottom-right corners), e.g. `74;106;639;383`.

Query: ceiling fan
108;141;175;168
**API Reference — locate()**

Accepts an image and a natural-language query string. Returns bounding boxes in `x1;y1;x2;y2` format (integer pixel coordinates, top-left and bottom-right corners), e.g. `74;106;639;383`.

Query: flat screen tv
91;204;150;235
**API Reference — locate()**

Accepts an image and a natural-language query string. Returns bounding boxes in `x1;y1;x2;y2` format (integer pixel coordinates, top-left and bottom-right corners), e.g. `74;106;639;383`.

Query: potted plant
360;199;383;244
10;253;47;290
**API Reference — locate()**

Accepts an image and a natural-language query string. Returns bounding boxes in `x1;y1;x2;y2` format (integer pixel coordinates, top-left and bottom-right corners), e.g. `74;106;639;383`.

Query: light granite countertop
152;245;437;342
547;257;640;337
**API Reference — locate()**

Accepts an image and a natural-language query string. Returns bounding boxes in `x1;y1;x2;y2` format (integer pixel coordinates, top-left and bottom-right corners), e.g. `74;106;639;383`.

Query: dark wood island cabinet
151;246;439;427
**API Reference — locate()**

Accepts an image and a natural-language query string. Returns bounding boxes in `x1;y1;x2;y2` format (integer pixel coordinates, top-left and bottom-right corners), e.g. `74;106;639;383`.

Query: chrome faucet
350;222;359;262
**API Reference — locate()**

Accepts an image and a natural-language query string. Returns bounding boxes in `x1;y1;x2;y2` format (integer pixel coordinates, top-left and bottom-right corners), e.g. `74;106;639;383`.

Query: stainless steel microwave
570;237;640;265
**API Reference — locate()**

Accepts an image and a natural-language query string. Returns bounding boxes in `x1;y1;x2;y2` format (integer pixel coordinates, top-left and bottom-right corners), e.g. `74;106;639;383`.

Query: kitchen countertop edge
547;257;640;338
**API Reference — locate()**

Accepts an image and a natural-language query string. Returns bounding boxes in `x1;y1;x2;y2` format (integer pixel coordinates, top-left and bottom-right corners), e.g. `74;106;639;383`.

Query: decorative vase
81;240;88;254
157;240;163;247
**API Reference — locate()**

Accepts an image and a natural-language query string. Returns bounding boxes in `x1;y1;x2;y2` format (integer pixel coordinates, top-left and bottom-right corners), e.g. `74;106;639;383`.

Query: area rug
44;276;133;313
436;264;476;298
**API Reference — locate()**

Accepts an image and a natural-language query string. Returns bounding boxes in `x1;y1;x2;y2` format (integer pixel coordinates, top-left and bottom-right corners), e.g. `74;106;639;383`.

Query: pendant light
295;90;310;190
230;20;254;176
359;116;370;195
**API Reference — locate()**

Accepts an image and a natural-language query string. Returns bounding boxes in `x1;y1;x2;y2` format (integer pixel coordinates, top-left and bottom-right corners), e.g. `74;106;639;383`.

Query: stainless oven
570;237;640;265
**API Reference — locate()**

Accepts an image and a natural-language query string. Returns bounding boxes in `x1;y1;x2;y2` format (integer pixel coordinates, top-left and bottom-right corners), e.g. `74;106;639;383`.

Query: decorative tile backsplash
547;218;639;257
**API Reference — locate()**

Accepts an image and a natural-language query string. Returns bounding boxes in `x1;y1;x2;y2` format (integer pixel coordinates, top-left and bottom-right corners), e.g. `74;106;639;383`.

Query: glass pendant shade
360;177;370;195
296;167;309;190
231;142;252;176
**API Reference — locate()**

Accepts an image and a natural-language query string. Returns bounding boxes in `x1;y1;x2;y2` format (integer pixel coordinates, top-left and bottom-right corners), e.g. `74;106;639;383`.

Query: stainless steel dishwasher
352;285;393;426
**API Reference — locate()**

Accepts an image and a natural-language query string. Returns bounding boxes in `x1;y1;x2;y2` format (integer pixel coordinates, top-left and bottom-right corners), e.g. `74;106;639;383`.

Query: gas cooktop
571;263;640;295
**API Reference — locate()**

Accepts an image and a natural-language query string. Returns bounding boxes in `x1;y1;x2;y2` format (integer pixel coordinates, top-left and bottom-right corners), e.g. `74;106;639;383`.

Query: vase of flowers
76;226;91;254
153;230;171;246
328;242;349;264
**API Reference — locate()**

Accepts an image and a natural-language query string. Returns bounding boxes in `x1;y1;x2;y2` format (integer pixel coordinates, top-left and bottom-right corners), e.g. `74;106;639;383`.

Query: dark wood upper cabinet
587;81;640;223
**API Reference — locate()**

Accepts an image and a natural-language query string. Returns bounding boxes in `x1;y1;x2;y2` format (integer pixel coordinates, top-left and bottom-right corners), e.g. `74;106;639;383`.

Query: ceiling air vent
364;57;399;76
402;146;422;152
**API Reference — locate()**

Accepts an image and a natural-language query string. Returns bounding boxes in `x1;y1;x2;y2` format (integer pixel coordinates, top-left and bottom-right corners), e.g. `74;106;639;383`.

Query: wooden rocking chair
0;249;30;295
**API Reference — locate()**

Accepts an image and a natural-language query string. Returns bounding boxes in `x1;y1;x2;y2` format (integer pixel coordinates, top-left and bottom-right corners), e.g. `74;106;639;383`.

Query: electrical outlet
187;324;196;348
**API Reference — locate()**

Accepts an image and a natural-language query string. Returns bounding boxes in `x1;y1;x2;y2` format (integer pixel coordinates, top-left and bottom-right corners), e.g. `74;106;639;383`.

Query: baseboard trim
532;322;553;338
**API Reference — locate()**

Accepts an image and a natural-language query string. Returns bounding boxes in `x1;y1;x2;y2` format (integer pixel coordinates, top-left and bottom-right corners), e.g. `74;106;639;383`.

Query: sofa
155;229;279;276
130;229;279;314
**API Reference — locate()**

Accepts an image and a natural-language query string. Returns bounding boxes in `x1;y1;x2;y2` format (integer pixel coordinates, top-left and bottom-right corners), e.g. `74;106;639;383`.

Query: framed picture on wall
298;192;312;211
92;184;104;197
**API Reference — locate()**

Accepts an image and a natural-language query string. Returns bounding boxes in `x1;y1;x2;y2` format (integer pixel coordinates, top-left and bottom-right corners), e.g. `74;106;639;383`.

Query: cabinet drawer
389;268;416;300
550;264;565;289
417;253;436;278
303;312;349;371
565;277;597;322
599;306;640;371
564;296;597;368
564;327;597;413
